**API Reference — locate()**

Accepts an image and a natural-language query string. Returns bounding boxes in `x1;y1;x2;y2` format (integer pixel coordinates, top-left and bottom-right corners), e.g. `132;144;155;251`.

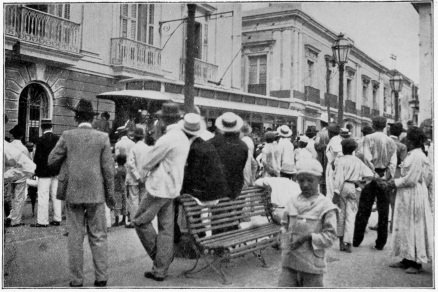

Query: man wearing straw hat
276;125;296;177
132;103;189;282
48;99;115;287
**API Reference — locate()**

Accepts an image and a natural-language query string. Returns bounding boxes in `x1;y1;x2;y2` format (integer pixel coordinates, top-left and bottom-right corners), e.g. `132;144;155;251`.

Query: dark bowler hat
9;125;24;137
305;125;318;135
327;124;341;135
41;119;53;127
132;127;145;138
155;102;182;118
68;99;99;116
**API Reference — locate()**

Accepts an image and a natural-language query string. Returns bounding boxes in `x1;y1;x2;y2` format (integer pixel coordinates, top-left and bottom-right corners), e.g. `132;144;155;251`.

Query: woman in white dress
388;127;433;274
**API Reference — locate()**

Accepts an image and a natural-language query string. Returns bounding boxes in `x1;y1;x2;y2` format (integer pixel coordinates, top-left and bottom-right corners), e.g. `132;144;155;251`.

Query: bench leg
219;259;232;285
253;249;269;268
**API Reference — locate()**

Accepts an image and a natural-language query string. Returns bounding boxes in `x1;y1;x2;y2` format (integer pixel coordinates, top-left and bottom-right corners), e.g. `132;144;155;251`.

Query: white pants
8;181;28;225
326;165;335;200
37;177;62;225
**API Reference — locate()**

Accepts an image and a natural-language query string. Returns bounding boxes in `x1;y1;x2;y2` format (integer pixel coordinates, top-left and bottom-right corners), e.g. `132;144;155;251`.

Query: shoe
31;223;48;228
63;232;69;237
10;223;26;227
5;218;11;227
69;281;83;287
125;223;135;229
405;267;422;274
144;272;165;282
372;246;384;251
94;280;107;287
369;225;378;231
389;261;409;269
50;221;61;226
344;243;352;253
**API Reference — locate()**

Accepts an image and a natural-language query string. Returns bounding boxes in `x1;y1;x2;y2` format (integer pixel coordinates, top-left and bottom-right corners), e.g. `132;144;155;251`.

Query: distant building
242;3;415;135
412;2;432;125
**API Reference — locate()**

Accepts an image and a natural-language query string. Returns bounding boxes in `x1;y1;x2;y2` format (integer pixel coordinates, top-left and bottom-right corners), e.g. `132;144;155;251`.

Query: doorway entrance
18;83;50;143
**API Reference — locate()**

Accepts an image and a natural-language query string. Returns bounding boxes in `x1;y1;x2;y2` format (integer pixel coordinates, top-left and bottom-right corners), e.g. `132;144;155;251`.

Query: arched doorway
18;83;51;143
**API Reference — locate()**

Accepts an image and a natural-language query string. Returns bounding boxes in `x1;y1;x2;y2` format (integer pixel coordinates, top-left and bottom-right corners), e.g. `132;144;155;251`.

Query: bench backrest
179;187;273;243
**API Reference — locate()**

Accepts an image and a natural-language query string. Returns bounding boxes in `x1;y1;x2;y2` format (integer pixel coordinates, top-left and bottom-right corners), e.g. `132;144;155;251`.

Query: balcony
372;109;380;117
324;93;338;109
345;100;356;114
361;106;371;118
5;5;82;65
111;38;162;77
304;86;321;104
180;58;218;85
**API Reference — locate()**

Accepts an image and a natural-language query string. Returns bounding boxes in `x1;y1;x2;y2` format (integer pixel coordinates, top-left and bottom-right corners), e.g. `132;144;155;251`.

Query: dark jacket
182;137;230;201
34;132;60;177
209;133;248;199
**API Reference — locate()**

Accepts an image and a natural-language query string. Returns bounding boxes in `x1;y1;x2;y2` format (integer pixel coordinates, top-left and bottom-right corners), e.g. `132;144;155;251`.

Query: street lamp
332;33;351;126
389;73;404;121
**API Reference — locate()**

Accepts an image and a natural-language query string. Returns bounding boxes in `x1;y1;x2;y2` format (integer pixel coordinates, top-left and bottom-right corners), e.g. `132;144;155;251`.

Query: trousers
132;193;174;278
337;182;359;243
37;177;62;225
9;181;28;225
127;185;147;219
277;267;324;287
353;177;389;249
66;203;108;285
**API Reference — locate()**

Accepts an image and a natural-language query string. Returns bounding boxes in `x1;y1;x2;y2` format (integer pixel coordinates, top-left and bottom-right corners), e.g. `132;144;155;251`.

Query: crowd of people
3;98;434;287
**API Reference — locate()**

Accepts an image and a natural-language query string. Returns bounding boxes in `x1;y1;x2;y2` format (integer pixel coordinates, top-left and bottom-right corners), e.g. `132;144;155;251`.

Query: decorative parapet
361;105;371;118
5;5;81;53
111;38;162;76
345;100;356;114
323;93;338;109
180;58;218;85
304;86;320;104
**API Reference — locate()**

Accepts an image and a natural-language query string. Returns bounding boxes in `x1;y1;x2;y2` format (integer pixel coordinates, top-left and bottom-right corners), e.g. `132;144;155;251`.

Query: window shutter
121;4;128;16
64;4;70;19
122;19;128;38
203;23;208;61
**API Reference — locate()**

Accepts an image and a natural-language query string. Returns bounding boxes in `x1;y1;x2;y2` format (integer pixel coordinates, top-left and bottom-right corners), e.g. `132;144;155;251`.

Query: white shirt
363;131;397;178
277;137;295;171
326;135;343;167
295;148;313;163
333;155;373;194
126;140;151;185
255;177;301;207
115;136;135;158
306;138;318;159
10;140;31;159
4;142;36;183
140;124;190;199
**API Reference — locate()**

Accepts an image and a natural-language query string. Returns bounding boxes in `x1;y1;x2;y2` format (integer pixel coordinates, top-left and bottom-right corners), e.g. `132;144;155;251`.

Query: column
271;30;282;91
282;29;292;91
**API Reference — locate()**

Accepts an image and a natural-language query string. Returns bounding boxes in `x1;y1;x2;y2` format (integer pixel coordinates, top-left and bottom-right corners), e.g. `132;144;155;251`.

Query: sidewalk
3;201;433;288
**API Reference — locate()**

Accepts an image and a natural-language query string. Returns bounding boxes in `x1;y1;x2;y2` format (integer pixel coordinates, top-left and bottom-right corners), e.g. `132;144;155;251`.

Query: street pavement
3;200;434;288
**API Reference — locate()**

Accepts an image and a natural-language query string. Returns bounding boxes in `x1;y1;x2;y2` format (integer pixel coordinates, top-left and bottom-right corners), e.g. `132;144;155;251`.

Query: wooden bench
178;186;281;284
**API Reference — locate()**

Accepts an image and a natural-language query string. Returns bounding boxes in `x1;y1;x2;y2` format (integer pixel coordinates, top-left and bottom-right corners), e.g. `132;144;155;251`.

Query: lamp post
389;73;404;121
332;33;351;126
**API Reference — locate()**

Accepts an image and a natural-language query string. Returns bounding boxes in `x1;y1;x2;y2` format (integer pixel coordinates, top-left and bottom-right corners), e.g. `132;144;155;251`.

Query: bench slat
198;223;278;244
205;227;280;248
187;206;267;224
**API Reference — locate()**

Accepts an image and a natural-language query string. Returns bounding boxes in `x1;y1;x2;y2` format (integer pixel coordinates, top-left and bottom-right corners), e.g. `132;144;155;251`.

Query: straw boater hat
215;112;243;133
115;126;128;135
276;125;292;138
296;159;323;177
179;113;206;136
299;135;309;143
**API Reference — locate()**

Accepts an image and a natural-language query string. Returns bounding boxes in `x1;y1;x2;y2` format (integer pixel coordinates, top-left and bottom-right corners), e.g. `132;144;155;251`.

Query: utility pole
325;55;332;122
184;4;196;114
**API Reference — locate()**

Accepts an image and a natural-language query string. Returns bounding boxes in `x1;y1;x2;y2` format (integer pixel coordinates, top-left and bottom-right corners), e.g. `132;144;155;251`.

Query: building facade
4;3;245;141
242;3;416;135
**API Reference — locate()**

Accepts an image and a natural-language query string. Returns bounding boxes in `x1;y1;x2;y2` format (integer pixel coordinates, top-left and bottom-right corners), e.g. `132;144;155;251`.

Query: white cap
299;135;309;143
296;159;323;176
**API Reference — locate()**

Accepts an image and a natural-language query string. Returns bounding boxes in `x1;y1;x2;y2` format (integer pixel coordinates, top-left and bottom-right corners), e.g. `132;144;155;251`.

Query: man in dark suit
31;119;61;227
48;99;115;287
210;112;248;199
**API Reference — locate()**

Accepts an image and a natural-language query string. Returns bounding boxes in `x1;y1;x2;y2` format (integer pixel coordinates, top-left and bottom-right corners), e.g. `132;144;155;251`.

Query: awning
97;90;299;118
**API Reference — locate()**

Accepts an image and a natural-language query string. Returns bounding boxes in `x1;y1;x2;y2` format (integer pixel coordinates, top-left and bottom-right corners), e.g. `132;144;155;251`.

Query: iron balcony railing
5;5;80;53
180;58;218;85
110;38;162;75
